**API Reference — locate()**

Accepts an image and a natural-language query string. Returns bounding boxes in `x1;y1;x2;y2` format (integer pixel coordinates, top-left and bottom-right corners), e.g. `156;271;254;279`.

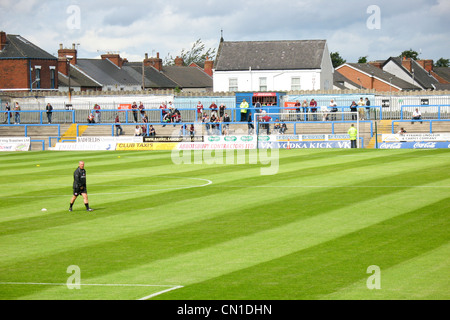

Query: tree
434;58;449;68
399;49;420;60
330;52;346;68
164;39;216;67
358;56;368;63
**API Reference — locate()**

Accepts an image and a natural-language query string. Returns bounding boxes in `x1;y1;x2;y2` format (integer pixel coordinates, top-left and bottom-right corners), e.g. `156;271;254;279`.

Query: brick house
335;62;420;92
0;31;58;92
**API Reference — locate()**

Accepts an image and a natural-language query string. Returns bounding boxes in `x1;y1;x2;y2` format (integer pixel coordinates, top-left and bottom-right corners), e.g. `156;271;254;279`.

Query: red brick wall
0;59;29;89
30;60;58;89
337;65;400;92
0;59;58;90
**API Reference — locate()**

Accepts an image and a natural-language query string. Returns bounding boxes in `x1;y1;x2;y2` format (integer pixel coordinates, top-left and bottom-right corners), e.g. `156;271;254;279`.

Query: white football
41;208;47;211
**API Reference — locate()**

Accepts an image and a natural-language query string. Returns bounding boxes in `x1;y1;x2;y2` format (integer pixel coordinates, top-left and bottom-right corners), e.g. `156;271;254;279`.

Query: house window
291;77;301;91
259;77;267;91
35;66;41;89
50;69;56;89
229;78;238;92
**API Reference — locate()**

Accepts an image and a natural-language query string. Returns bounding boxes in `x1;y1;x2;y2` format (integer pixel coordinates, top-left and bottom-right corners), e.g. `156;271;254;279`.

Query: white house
213;39;333;92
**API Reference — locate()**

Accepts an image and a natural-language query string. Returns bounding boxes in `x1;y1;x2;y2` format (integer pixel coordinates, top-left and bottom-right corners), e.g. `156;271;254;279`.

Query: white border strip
0;282;184;300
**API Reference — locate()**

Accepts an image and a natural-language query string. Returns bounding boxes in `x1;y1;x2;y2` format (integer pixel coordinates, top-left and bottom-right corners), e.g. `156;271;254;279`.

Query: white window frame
291;77;301;91
259;77;267;91
229;78;238;92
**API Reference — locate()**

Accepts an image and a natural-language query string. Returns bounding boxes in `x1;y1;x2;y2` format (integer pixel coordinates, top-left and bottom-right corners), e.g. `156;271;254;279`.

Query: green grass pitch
0;148;449;300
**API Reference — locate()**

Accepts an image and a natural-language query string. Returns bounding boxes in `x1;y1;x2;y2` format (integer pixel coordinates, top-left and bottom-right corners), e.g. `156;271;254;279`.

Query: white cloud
0;0;448;64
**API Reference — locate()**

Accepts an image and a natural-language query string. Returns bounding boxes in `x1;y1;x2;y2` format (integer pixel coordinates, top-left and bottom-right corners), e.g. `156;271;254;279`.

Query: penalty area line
138;285;184;300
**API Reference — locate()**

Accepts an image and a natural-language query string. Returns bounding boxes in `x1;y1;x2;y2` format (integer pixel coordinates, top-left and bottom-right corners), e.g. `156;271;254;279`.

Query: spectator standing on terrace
131;101;138;122
210;113;217;134
302;100;309;120
4;102;11;123
114;114;123;136
280;122;287;134
350;101;358;120
209;101;218;117
240;99;249;122
69;161;93;212
202;113;210;135
330;99;338;121
397;127;406;135
357;97;365;120
309;99;317;121
138;101;145;121
196;101;204;121
365;97;371;120
14;102;21;124
348;124;358;148
248;112;254;135
223;112;231;135
411;108;422;124
189;124;195;141
219;103;226;118
93;104;101;123
295;100;301;120
46;103;53;124
261;111;272;135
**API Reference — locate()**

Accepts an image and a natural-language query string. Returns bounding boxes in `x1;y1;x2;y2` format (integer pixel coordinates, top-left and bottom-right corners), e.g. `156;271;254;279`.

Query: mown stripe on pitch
154;197;449;300
0;169;447;298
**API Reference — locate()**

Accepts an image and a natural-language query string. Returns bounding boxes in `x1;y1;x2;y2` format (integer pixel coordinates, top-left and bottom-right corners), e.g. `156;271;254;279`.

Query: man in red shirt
196;101;204;121
209;101;218;117
261;112;271;135
309;99;318;121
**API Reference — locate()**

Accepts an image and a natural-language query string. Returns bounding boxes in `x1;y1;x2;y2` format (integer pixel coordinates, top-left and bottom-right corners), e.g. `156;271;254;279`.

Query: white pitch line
138;285;184;300
0;282;181;288
0;178;213;198
209;185;450;188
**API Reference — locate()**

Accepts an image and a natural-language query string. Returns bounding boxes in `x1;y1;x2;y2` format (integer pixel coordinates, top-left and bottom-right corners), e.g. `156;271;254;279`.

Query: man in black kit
69;161;93;212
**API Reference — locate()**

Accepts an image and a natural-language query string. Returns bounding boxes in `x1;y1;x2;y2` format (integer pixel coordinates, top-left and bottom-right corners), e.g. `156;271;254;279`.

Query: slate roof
0;34;56;60
214;40;327;71
162;65;213;89
58;65;102;88
122;62;179;89
383;57;439;90
342;63;421;90
433;67;450;83
76;59;139;87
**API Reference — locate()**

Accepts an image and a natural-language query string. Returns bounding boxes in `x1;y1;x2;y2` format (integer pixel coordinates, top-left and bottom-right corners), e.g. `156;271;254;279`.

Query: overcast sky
1;0;449;64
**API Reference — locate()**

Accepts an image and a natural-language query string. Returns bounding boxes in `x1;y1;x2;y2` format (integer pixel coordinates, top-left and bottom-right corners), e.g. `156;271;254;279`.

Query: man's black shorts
73;186;87;196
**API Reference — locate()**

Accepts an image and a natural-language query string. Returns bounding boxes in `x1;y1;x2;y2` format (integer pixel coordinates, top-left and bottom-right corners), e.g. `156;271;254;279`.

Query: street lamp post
66;55;73;102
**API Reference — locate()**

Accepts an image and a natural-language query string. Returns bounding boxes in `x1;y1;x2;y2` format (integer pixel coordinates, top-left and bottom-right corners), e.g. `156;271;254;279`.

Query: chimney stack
204;57;213;76
368;61;383;69
174;56;184;66
101;53;124;68
143;52;162;71
402;57;412;72
417;59;434;73
0;31;7;51
58;43;77;65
